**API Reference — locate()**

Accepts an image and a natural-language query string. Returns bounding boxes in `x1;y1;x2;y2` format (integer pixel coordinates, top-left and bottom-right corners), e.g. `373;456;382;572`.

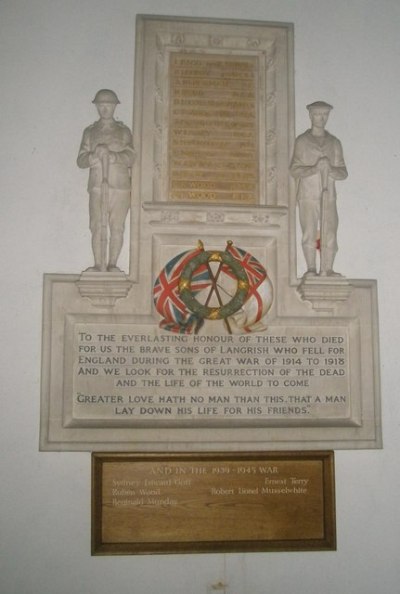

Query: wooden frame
92;451;335;555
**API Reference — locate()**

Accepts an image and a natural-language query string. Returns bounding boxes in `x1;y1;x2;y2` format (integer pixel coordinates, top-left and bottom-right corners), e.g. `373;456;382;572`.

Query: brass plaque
92;451;335;554
168;52;259;204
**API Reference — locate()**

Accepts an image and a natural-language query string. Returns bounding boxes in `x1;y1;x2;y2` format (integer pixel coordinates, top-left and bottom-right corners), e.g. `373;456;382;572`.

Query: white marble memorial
40;15;381;451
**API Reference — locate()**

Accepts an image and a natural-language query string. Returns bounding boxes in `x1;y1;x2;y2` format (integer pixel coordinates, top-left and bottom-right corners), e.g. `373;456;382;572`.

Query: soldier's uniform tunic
290;129;347;273
77;118;135;268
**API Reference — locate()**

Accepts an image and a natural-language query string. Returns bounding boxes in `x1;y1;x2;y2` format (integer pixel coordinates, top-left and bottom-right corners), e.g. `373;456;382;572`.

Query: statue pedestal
297;275;352;313
76;271;132;308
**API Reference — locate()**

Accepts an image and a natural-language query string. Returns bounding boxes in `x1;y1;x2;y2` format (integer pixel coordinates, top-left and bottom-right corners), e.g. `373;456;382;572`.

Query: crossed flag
153;241;273;334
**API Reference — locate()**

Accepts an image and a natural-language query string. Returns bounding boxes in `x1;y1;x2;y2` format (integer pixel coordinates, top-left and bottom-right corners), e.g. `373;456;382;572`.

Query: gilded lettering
169;52;259;204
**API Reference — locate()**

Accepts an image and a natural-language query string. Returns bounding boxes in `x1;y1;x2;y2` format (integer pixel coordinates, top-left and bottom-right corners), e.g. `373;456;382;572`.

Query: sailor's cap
306;101;333;111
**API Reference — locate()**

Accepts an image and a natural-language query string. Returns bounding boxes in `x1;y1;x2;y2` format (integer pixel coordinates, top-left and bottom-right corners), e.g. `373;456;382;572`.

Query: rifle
100;152;109;272
319;165;329;274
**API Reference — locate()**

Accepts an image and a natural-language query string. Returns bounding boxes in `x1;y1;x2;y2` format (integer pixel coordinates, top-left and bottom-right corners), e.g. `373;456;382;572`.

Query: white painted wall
1;1;399;592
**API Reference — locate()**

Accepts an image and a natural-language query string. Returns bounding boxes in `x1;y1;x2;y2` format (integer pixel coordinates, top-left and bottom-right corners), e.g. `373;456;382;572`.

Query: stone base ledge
297;275;352;313
76;271;132;308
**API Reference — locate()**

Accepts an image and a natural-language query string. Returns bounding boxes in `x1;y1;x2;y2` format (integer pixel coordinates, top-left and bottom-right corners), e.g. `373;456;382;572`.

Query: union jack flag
224;243;273;333
225;244;267;288
153;248;211;334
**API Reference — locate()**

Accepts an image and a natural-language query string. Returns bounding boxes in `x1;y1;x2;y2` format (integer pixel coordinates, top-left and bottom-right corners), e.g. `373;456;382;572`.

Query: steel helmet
92;89;120;104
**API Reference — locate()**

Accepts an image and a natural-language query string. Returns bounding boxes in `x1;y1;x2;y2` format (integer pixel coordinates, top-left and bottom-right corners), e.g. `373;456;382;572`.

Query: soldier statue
290;101;348;277
77;89;135;272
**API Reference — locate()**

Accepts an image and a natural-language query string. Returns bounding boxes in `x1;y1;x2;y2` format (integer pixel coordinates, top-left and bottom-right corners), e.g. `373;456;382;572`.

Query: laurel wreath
178;250;249;320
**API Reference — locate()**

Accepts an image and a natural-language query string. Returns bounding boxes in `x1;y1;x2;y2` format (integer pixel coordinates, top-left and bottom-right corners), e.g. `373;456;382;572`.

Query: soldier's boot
108;232;123;272
302;246;317;278
84;233;102;272
320;248;341;277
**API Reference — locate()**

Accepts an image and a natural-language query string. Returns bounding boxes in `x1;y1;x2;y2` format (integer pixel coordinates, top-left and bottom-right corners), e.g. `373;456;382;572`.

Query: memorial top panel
133;15;294;208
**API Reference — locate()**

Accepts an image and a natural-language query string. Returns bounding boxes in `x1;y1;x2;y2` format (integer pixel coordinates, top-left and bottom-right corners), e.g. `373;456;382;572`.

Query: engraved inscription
67;324;352;426
168;53;259;204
